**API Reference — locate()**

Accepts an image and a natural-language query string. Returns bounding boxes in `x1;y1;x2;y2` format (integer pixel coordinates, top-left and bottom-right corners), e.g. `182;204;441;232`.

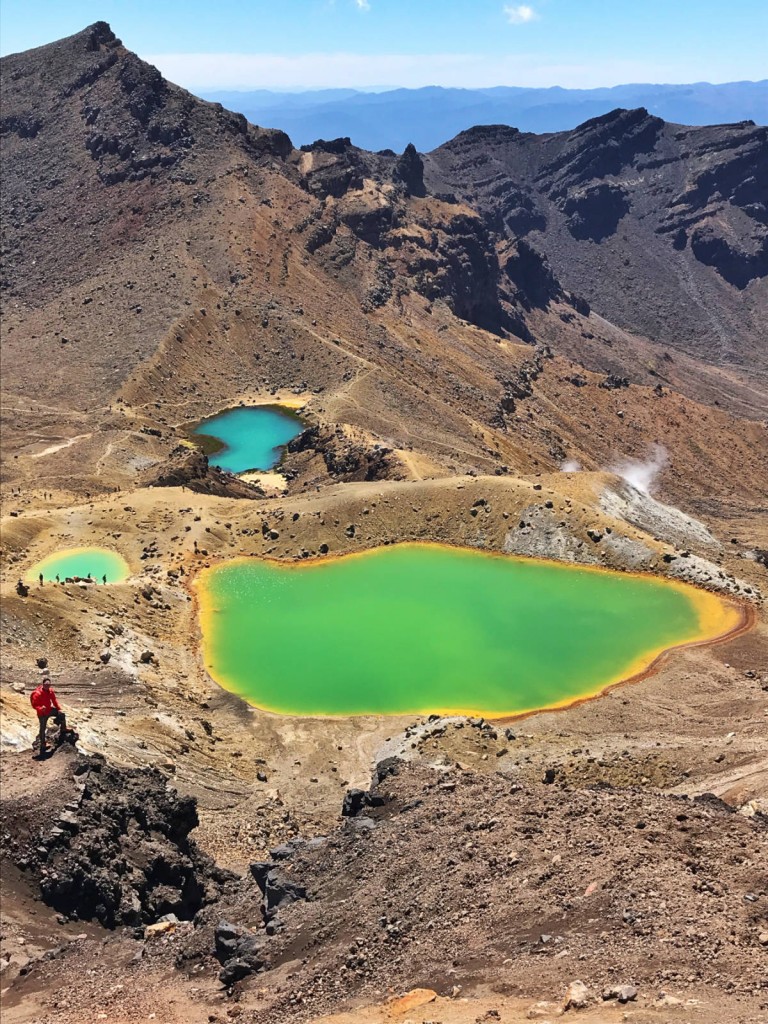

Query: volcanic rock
7;753;231;927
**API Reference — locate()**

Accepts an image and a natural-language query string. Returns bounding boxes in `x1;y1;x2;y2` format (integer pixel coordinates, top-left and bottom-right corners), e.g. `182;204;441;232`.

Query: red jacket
30;684;61;717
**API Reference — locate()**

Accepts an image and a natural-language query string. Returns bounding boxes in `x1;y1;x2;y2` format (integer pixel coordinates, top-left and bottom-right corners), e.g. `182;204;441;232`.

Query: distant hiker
15;579;28;597
30;676;67;755
38;572;44;586
102;574;107;584
55;574;60;583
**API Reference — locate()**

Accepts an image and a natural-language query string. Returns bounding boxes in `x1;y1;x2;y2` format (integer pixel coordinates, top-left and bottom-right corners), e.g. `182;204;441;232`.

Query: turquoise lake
192;406;303;474
27;547;130;584
196;543;741;718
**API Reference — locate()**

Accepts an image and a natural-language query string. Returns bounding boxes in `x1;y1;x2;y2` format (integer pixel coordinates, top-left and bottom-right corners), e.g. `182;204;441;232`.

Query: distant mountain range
202;81;768;151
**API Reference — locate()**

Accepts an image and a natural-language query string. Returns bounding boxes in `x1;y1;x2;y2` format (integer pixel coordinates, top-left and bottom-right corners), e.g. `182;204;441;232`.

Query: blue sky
1;0;766;89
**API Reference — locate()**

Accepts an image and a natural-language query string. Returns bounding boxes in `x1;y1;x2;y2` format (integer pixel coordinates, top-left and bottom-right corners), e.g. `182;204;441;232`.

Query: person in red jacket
30;676;66;754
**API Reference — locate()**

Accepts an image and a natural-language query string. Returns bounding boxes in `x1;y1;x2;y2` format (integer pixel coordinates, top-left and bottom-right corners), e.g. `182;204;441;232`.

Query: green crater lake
27;547;130;584
193;406;303;474
197;543;738;718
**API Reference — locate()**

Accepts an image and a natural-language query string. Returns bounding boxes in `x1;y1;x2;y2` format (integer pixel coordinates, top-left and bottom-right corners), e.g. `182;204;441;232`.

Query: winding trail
30;433;91;458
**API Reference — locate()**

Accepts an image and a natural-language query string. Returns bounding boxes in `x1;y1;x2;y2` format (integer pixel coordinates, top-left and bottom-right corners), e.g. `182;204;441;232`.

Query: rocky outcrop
78;45;290;187
426;110;767;367
0;113;42;138
392;143;426;197
214;919;269;986
538;108;664;193
599;373;629;389
689;222;768;289
408;209;509;333
560;181;630;241
501;240;564;311
295;131;567;336
147;444;209;487
341;787;386;817
175;759;768;1017
287;425;402;483
298;138;367;198
147;445;263;498
423;125;545;238
14;754;232;927
0;21;294;304
250;860;308;921
496;348;548;419
653;123;768;288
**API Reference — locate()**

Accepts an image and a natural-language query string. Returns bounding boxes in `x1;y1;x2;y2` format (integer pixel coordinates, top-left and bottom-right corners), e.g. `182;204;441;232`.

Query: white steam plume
609;445;668;495
560;459;582;472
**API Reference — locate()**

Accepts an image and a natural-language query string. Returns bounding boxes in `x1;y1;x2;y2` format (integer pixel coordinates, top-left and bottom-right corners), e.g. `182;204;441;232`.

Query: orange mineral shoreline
192;541;755;721
495;597;755;725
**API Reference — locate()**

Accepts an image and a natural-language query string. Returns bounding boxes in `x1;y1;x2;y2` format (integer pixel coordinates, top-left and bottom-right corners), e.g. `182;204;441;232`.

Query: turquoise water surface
196;544;739;717
193;406;303;474
27;547;130;584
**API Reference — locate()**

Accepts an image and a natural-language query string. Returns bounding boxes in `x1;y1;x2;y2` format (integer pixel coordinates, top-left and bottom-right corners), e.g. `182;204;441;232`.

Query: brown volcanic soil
1;750;766;1024
2;25;767;504
1;21;768;1024
205;762;768;1022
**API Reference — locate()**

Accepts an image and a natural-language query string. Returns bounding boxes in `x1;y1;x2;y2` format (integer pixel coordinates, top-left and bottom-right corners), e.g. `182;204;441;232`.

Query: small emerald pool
196;543;742;718
192;406;303;474
27;547;130;584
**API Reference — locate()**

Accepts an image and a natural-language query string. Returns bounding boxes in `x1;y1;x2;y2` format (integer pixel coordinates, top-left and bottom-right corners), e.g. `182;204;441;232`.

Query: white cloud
503;5;539;24
144;50;761;92
355;0;371;9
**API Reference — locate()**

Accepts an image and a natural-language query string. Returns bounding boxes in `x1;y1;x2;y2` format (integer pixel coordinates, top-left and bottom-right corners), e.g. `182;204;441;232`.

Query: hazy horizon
201;79;768;96
1;0;767;92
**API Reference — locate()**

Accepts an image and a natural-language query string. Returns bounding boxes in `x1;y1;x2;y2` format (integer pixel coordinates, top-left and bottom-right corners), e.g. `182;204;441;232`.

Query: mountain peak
0;23;293;190
573;105;662;134
5;20;123;61
0;23;296;304
447;124;522;148
79;20;121;50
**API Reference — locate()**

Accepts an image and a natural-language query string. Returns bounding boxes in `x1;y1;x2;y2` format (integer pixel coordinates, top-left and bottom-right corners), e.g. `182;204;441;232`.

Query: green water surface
28;548;130;584
198;544;723;717
193;406;303;474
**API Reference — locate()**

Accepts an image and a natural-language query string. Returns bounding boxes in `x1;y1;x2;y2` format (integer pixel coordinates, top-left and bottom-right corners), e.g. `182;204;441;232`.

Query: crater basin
192;406;303;474
196;543;743;718
26;547;130;584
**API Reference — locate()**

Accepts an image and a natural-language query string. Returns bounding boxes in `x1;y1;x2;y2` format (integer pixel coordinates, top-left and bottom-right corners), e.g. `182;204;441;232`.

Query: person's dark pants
38;711;66;749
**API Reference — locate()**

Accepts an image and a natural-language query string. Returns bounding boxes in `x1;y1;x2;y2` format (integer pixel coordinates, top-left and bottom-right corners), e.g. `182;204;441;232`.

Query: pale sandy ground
309;987;745;1024
239;469;288;493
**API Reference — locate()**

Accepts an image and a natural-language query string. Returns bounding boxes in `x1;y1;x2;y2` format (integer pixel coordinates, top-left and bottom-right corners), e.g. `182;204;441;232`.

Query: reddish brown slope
1;23;766;522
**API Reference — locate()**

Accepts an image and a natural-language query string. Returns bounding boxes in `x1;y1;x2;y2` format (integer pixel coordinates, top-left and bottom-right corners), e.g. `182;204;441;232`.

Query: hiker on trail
55;574;60;583
102;574;107;584
30;676;67;755
38;573;43;586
